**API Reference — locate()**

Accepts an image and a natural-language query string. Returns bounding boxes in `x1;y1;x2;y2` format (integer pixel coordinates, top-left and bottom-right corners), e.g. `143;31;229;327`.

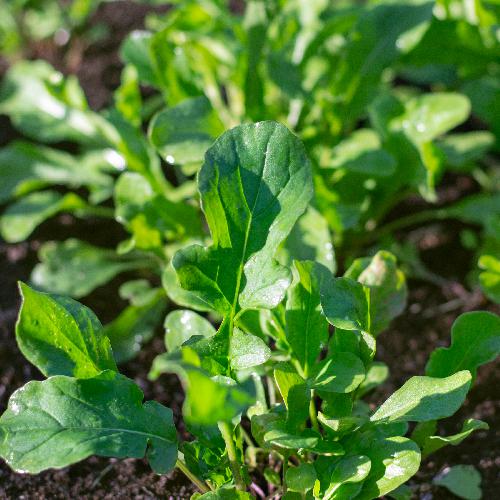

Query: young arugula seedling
2;122;497;500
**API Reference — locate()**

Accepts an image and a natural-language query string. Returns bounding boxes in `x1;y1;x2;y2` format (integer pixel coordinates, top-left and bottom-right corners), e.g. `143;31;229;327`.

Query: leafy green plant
1;122;498;499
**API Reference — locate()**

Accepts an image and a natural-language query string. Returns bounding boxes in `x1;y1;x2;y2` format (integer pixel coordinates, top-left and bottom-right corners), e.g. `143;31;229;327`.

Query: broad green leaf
281;206;336;273
355;436;421;500
229;328;271;371
394;93;471;144
173;121;313;315
426;311;500;378
320;277;370;332
324;455;371;499
433;465;482;500
371;371;472;423
0;191;87;243
114;172;201;250
31;239;149;298
286;261;330;374
149;96;224;165
120;31;157;86
196;486;253;499
164;310;216;352
357;362;389;397
16;283;116;378
0;60;116;145
286;463;317;493
115;65;142;128
103;289;167;364
387;484;412;500
478;255;500;304
0;371;177;474
149;349;256;425
330;329;376;368
422;419;489;458
0;141;113;204
345;251;407;335
438;132;495;170
274;363;305;408
323;129;396;177
447;193;500;227
311;353;365;393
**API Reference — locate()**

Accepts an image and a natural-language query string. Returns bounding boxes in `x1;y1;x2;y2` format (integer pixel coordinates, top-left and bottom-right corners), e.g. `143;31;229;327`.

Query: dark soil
0;1;499;499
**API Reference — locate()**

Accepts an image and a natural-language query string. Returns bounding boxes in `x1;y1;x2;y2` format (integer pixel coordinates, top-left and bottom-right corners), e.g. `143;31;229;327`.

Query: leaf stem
309;394;319;433
176;458;210;493
218;421;246;491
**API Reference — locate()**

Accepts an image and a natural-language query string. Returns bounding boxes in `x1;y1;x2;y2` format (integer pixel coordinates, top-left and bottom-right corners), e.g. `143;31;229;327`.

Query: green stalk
309;394;319;433
218;421;246;491
176;458;210;493
282;454;289;494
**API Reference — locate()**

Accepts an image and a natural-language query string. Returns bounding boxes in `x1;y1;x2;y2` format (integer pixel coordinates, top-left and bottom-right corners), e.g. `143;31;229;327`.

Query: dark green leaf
286;463;317;493
433;465;482;500
311;353;365;393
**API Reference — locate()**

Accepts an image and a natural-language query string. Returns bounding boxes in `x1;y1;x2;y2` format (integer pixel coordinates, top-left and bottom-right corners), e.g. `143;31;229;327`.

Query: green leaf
371;371;472;423
196;486;253;499
433;465;482;500
0;141;113;204
311;353;365;393
345;251;407;335
0;371;177;474
149;96;224;165
115;65;142;128
16;283;116;378
324;455;371;499
0;191;87;243
320;277;370;332
357;362;389;397
355;436;421;500
0;60;116;145
120;30;157;87
31;239;148;298
387;484;412;500
478;255;500;304
229;328;271;371
438;132;495;170
103;289;167;364
173;121;313;315
422;419;489;458
426;311;500;378
286;463;317;493
281;206;336;273
285;261;330;374
164;310;216;352
323;129;396;177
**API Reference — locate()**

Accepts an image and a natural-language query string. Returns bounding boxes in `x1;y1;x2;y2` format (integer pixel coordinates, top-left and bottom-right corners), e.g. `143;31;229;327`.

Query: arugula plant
1;122;499;499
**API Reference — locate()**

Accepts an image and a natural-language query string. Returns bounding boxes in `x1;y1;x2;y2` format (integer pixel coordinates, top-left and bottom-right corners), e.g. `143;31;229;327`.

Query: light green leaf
356;436;421;500
478;256;500;304
438;131;494;170
173;121;313;316
433;465;482;500
286;261;330;374
320;277;370;332
371;371;472;423
286;463;317;493
0;371;177;474
422;419;489;457
357;362;389;397
1;191;87;243
311;353;365;393
103;289;167;364
115;65;142;128
323;129;396;177
120;31;157;86
164;310;216;352
31;239;149;298
426;311;500;378
0;60;116;145
16;283;116;378
149;96;224;165
196;486;253;499
324;455;371;499
345;251;407;335
229;328;271;371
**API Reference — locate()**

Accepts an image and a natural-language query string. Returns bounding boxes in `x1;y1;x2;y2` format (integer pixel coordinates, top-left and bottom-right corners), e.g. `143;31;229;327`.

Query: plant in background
1;122;499;499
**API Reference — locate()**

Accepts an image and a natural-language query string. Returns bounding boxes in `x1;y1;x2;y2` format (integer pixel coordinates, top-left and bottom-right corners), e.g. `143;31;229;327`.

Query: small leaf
0;372;177;474
229;328;271;371
320;277;370;332
324;455;371;499
478;255;500;304
426;311;500;378
345;251;407;335
438;131;494;170
0;191;87;243
371;371;472;423
164;310;216;352
311;353;365;393
286;463;317;493
31;239;148;298
16;283;116;378
433;465;482;500
196;486;254;499
357;362;389;397
149;96;224;165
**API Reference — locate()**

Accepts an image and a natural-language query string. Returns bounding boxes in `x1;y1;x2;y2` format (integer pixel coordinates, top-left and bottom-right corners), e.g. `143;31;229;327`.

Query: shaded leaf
433;465;482;500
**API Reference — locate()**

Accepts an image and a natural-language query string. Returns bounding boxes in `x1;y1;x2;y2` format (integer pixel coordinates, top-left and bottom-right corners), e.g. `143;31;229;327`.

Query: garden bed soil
0;1;499;498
